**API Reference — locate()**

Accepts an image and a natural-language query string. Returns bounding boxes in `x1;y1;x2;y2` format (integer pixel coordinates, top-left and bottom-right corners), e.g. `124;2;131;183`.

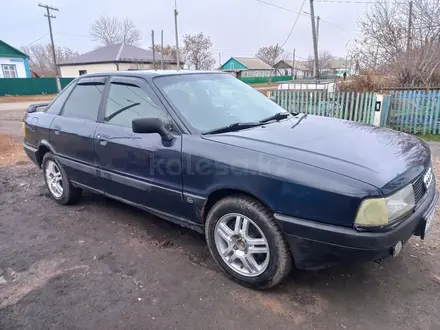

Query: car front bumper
274;185;439;270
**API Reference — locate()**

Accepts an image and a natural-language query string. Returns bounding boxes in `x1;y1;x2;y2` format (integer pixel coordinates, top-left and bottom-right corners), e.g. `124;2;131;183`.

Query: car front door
94;76;185;218
49;76;106;189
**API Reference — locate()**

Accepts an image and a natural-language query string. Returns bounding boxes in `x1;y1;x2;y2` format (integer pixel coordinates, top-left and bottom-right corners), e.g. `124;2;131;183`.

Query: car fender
38;139;56;154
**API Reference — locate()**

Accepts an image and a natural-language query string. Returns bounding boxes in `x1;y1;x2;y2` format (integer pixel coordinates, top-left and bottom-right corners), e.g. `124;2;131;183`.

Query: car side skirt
71;181;204;233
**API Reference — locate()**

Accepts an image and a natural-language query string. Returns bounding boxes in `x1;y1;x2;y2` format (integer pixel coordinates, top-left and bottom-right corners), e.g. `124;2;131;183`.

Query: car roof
82;70;226;79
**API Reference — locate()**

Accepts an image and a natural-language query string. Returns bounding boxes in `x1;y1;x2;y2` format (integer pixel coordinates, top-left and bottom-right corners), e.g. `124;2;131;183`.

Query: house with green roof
220;57;272;79
0;40;30;78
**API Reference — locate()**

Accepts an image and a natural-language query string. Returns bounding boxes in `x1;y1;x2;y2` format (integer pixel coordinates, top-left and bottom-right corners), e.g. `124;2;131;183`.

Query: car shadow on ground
79;191;432;293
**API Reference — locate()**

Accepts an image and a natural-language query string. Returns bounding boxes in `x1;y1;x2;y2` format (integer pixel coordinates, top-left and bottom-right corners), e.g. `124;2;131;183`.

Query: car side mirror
132;117;174;141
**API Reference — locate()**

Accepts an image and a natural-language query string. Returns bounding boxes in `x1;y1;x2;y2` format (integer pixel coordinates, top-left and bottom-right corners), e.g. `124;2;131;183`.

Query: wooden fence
271;90;377;125
385;90;440;135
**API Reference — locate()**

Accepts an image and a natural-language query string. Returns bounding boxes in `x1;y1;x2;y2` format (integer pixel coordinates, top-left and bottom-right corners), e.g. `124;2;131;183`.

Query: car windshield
153;73;287;132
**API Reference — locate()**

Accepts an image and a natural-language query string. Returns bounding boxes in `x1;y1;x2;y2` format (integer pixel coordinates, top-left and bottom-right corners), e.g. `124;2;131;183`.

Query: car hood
202;114;430;190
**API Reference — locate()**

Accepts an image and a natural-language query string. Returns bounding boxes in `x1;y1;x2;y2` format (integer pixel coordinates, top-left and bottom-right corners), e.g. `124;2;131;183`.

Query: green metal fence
0;78;75;96
272;90;377;124
239;75;292;85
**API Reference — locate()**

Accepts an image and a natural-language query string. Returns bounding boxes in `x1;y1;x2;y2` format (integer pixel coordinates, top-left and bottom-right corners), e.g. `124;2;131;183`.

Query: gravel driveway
1;107;440;329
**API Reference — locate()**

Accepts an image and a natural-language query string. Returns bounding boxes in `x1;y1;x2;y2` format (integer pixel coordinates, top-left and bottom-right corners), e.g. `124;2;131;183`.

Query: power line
280;0;307;47
313;0;436;3
56;32;92;38
25;34;49;46
314;0;374;3
254;0;351;32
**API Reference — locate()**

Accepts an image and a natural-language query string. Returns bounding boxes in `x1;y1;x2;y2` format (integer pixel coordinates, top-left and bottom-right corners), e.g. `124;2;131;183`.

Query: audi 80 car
23;71;438;289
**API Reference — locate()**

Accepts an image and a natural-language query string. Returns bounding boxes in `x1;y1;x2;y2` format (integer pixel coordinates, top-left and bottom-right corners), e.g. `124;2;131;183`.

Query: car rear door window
46;82;76;115
104;82;168;127
62;83;104;121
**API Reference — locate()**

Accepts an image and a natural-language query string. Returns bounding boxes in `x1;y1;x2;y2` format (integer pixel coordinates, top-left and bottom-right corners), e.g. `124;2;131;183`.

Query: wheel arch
202;188;274;222
36;140;55;167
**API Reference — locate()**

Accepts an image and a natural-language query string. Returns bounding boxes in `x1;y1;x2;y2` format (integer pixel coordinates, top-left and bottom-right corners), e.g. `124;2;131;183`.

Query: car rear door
94;76;185;217
49;76;106;189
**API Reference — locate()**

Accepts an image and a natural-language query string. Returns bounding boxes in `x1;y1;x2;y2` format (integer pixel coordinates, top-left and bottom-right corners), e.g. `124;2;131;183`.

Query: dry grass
0;95;55;104
339;72;400;92
0;134;28;166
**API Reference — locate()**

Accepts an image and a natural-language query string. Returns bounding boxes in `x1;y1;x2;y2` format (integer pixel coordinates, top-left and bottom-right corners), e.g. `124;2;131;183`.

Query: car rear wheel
205;195;292;289
42;152;82;205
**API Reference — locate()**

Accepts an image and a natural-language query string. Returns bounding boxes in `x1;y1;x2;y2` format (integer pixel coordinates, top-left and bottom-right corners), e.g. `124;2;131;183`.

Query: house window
254;71;259;77
2;64;17;78
79;70;87;76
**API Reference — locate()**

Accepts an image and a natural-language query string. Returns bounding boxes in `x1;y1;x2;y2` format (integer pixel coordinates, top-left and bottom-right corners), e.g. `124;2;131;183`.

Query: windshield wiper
202;122;261;135
259;112;291;124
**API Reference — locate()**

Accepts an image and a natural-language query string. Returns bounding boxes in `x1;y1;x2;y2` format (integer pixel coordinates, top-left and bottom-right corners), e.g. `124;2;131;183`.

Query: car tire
42;152;82;205
205;195;292;290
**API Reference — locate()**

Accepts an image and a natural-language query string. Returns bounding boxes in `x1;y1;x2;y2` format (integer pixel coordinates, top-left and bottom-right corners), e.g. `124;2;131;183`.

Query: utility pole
374;42;379;70
174;0;181;70
316;16;320;43
407;0;413;52
160;29;164;70
38;3;61;92
292;48;296;80
152;30;156;70
309;0;319;78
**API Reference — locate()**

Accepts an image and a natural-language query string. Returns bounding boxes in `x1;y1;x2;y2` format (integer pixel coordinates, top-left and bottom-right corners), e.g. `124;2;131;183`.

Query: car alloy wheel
214;213;270;277
45;160;63;198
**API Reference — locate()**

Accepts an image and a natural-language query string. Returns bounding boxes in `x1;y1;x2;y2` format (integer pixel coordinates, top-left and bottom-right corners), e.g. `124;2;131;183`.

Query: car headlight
355;185;415;227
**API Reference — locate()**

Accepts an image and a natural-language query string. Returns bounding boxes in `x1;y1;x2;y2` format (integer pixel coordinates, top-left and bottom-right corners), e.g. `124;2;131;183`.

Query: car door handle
53;126;61;135
97;134;109;146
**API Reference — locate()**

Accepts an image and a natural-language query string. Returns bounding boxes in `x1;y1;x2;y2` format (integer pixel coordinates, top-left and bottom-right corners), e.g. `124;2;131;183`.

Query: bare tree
182;33;215;70
354;0;440;86
21;44;79;76
255;45;285;66
90;16;142;46
306;50;335;73
150;44;179;69
150;44;177;61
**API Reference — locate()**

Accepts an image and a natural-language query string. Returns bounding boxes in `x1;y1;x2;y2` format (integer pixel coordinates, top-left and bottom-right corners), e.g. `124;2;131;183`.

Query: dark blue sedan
23;71;438;289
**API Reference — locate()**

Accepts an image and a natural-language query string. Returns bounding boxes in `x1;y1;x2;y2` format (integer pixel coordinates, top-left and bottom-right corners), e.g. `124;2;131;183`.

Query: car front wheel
42;152;82;205
205;195;292;289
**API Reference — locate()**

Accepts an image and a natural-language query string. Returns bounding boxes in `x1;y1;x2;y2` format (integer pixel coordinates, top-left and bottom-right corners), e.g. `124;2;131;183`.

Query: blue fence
272;90;377;124
273;88;440;135
386;90;440;134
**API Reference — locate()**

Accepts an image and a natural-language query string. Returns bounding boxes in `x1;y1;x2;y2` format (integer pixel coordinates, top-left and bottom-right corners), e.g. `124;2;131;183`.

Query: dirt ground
1;107;440;330
0;95;55;103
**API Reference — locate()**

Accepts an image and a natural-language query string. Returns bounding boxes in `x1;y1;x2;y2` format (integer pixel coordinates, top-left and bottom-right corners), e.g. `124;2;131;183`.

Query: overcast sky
2;0;368;65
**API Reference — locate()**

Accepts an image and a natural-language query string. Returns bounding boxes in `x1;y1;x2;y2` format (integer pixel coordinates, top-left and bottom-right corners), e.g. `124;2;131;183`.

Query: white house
59;43;178;78
0;40;31;78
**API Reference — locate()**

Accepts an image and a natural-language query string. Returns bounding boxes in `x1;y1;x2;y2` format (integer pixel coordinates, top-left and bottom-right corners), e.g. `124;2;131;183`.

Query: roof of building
274;58;347;71
273;60;310;71
59;43;176;66
329;59;346;69
221;57;272;70
0;40;28;59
